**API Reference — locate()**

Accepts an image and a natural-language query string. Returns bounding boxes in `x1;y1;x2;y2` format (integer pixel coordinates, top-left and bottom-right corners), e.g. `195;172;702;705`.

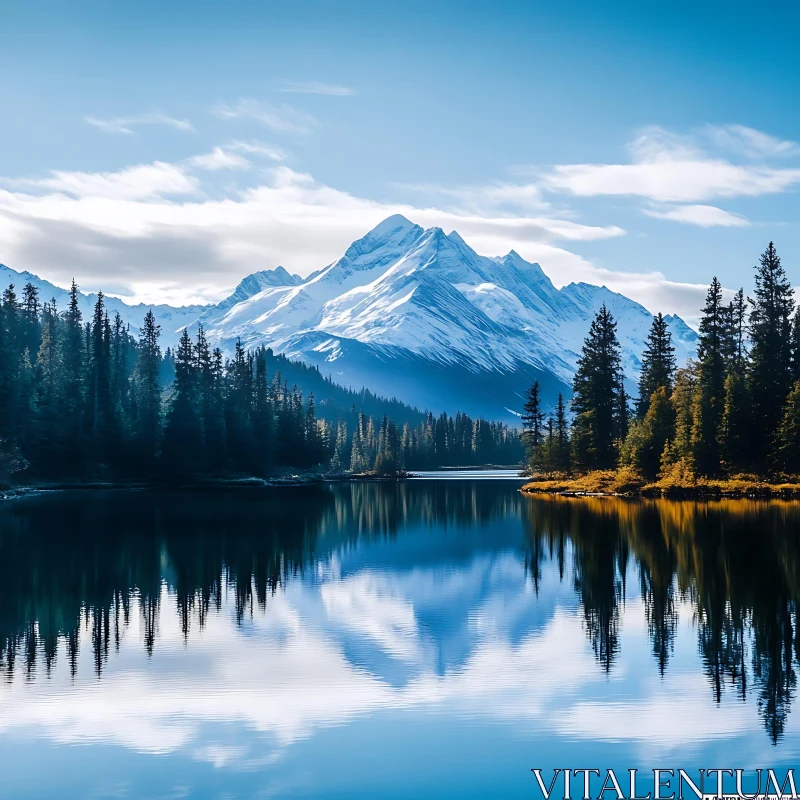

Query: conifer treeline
522;241;800;480
0;281;521;481
342;410;521;474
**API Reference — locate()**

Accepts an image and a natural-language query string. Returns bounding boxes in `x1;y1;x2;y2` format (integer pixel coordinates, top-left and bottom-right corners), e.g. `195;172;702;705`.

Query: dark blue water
1;481;798;798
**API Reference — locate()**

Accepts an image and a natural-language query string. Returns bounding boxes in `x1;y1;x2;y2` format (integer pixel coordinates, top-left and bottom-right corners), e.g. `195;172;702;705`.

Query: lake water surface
1;480;799;798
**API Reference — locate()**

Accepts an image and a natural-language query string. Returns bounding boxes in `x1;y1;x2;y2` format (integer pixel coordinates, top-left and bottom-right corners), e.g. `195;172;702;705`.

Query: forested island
0;281;521;489
522;242;800;497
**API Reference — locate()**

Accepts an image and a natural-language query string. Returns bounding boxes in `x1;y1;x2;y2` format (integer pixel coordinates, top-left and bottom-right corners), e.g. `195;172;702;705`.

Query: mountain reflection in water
1;483;799;798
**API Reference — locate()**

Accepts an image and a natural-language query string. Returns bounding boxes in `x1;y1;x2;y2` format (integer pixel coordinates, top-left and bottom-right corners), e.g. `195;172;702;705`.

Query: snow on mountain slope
195;216;697;420
0;216;698;423
215;266;302;310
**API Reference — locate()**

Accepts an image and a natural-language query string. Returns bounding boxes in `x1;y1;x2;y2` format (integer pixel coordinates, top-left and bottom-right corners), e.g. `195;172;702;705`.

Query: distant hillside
262;349;427;427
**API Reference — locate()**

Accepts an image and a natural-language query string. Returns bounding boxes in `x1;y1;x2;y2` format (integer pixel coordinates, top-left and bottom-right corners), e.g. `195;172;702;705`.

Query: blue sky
1;0;798;320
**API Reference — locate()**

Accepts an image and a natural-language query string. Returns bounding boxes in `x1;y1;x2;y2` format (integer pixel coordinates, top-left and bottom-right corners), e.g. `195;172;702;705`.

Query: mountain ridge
0;217;697;423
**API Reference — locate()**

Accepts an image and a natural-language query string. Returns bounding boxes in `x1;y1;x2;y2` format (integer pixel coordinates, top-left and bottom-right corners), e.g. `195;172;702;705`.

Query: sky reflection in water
1;482;799;798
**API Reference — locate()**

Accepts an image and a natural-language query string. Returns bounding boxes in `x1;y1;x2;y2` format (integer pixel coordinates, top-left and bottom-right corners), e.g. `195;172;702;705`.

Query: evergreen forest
0;281;521;484
522;242;800;487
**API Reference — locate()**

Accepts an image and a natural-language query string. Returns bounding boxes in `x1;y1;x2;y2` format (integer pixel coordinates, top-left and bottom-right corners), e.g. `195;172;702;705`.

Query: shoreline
520;472;800;500
0;466;529;499
0;472;404;499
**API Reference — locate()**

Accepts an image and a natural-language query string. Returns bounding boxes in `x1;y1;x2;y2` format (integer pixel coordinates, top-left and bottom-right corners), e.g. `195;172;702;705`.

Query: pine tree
0;284;21;439
31;302;62;468
21;283;41;358
790;307;800;383
374;415;398;476
664;363;697;473
61;280;85;471
621;386;675;480
692;278;727;476
162;328;202;475
110;313;133;422
553;393;571;473
615;381;630;444
195;326;226;468
521;381;545;467
719;369;749;474
304;393;323;467
230;341;258;470
637;313;676;418
749;242;794;470
400;422;412;471
571;305;625;470
133;310;162;470
364;416;377;468
774;380;800;474
331;419;348;471
724;288;748;369
349;412;367;472
251;347;273;474
87;293;115;465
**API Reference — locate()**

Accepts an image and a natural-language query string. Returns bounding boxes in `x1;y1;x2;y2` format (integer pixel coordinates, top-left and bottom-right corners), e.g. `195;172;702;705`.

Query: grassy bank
521;468;800;498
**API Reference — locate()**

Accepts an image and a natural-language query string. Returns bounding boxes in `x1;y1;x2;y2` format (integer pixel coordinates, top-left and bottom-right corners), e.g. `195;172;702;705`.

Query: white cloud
226;140;287;162
184;147;250;172
542;125;800;202
643;203;750;228
0;160;718;320
277;81;355;96
85;113;195;135
394;180;552;215
212;98;316;134
2;161;199;201
706;124;800;159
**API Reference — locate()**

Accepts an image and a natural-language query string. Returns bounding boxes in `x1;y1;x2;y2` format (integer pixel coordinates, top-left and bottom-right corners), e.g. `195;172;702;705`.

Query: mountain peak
337;215;425;272
365;214;418;239
217;267;302;310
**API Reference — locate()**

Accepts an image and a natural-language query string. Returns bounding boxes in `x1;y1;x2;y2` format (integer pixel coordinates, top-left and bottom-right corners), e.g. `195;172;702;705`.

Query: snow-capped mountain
0;216;697;423
193;215;697;422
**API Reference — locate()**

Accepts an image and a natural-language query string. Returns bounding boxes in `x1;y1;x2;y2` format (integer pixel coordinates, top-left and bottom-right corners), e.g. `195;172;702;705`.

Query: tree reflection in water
2;485;800;744
524;496;800;744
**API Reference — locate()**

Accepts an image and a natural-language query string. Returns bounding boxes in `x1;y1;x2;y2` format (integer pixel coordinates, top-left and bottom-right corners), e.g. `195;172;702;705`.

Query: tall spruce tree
87;293;115;465
0;285;21;440
225;339;255;470
790;307;800;384
553;393;571;473
692;278;727;476
133;310;162;470
331;419;348;471
374;415;399;476
61;280;85;471
251;347;273;474
521;381;545;467
162;328;203;475
21;283;41;359
719;369;749;474
774;380;800;474
571;305;625;470
32;301;62;469
749;242;794;470
195;326;226;468
637;313;676;418
723;288;747;369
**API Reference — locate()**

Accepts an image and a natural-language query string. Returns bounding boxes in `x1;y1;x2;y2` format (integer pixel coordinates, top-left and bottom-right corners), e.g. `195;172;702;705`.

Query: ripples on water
1;482;800;798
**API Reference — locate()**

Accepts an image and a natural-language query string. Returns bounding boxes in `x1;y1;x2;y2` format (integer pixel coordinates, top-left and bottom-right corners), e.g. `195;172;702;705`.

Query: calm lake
1;478;799;798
